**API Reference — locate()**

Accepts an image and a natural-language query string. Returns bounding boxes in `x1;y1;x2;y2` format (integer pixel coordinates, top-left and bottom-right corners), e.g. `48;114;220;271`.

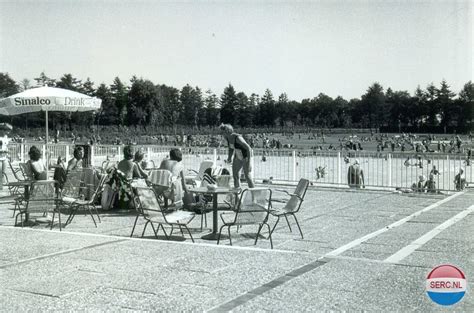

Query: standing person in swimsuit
220;124;255;188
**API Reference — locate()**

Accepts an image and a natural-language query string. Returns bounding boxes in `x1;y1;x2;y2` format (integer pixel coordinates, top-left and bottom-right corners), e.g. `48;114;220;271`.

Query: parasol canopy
0;86;101;115
0;86;102;142
0;87;102;167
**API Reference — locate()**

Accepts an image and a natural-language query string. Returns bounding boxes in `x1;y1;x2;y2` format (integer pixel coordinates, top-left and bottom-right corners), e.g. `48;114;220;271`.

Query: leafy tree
110;77;129;126
360;82;385;128
436;80;456;130
180;85;203;128
95;83;118;126
258;89;276;126
56;73;82;91
425;83;438;127
157;84;181;131
236;91;254;127
275;93;289;127
386;89;411;132
412;86;428;128
80;78;95;96
333;96;350;127
457;81;473;131
128;78;158;127
220;84;238;124
0;72;19;98
313;93;335;127
20;78;31;91
33;71;55;87
203;89;220;126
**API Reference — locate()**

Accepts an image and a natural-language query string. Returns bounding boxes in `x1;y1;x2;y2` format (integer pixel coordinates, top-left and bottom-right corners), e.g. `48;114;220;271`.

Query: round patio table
191;186;240;240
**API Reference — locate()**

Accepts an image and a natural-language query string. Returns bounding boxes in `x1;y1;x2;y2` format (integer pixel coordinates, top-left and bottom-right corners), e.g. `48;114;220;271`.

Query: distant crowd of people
1;126;471;196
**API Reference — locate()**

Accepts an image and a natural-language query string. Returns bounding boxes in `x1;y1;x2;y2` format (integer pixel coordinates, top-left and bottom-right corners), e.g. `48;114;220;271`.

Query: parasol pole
45;108;48;145
45;108;49;174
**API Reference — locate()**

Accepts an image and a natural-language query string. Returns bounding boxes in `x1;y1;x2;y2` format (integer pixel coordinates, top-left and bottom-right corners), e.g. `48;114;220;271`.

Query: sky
0;0;472;101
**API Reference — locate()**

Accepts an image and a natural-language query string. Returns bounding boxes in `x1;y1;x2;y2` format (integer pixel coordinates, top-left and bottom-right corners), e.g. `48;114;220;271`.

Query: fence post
65;145;70;160
118;145;123;160
292;150;296;181
90;145;95;167
147;146;152;162
42;145;46;161
387;153;392;187
20;143;25;162
447;155;450;191
337;151;341;185
213;148;217;164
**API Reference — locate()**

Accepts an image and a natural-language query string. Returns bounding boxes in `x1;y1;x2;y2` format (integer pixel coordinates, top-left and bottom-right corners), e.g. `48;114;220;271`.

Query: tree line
0;72;472;133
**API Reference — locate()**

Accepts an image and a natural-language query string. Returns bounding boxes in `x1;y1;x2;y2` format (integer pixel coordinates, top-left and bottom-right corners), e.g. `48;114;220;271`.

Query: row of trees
0;72;472;133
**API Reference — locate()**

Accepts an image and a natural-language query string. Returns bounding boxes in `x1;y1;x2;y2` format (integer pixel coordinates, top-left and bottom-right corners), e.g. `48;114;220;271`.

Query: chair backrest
26;180;57;213
295;178;310;198
102;160;117;172
19;162;34;180
285;178;310;213
88;174;109;204
62;170;84;198
197;161;214;180
216;175;231;188
200;168;216;188
146;159;156;169
233;188;272;225
149;169;173;188
9;161;26;181
134;186;167;223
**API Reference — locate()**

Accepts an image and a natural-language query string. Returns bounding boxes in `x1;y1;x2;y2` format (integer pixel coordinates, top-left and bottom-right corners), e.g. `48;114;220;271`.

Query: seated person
411;175;426;193
454;169;467;191
133;150;149;180
424;174;437;193
27;146;47;180
117;145;145;180
67;146;84;171
159;148;189;201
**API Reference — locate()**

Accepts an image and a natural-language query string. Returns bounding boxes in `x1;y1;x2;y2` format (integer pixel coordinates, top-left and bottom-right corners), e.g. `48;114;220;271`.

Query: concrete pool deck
0;186;472;311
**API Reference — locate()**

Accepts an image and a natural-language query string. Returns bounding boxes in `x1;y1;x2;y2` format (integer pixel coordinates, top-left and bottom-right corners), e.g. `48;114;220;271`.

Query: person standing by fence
220;123;255;189
0;124;12;190
347;159;365;188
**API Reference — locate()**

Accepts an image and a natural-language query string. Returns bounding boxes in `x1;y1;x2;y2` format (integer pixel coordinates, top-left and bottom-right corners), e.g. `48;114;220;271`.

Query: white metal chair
132;186;195;242
218;188;273;248
15;180;61;230
19;162;35;180
185;160;214;187
269;178;309;239
64;174;107;227
149;169;183;209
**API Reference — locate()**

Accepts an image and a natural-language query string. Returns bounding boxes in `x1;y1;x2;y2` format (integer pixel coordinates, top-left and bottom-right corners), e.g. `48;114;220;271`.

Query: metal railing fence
8;143;472;191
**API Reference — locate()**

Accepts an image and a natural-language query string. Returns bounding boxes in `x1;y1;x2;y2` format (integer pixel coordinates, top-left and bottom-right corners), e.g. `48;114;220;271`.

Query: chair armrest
271;192;303;203
31;180;57;186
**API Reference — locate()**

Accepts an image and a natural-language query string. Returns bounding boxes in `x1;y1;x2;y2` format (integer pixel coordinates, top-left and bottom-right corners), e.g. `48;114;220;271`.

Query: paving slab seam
0;238;126;269
10;289;60;298
324;191;465;258
384;204;474;264
206;259;328;313
321;255;387;264
0;225;297;254
109;287;159;296
321;255;433;269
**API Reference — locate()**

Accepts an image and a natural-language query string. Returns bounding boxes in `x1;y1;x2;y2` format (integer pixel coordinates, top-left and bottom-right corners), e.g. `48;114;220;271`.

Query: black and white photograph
0;0;472;311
